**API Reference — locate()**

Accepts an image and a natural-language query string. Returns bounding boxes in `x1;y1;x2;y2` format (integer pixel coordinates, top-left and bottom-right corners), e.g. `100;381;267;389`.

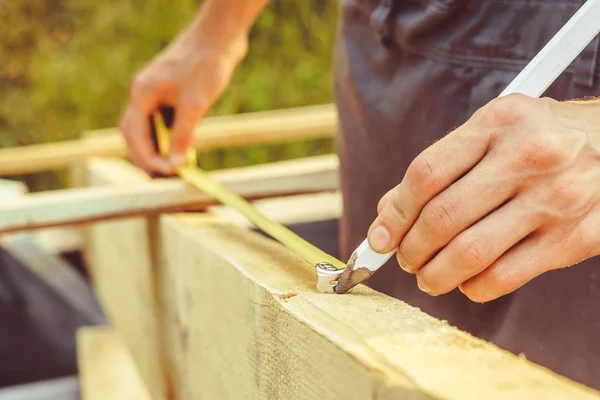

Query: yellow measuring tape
153;113;346;291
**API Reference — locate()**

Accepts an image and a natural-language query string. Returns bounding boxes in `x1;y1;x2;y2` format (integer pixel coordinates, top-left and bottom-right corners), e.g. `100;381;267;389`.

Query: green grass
0;1;339;191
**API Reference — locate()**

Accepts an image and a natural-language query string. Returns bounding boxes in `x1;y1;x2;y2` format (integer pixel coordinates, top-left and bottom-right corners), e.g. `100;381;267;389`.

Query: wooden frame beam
0;104;336;175
0;155;338;235
77;327;152;400
82;158;600;400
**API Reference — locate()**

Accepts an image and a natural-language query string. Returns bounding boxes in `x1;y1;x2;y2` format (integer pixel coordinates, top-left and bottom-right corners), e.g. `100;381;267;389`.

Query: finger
368;123;491;253
457;237;543;302
415;197;540;296
168;101;207;167
120;104;173;175
457;226;580;303
397;158;517;272
377;186;397;214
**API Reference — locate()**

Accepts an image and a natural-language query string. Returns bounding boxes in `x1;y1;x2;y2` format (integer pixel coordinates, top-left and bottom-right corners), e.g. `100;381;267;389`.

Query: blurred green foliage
0;1;338;190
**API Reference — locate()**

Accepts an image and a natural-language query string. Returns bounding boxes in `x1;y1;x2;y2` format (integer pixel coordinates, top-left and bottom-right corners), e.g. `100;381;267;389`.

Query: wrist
561;98;600;145
187;0;269;64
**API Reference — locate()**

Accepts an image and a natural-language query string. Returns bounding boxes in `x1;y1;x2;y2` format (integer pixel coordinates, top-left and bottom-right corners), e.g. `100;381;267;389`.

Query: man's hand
119;0;268;175
369;94;600;302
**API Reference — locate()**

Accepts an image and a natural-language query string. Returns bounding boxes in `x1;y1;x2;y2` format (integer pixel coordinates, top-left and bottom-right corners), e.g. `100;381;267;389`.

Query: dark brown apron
334;0;600;389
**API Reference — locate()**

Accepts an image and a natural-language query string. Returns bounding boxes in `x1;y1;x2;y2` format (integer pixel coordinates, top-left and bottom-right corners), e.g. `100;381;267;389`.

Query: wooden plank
0;179;26;200
0;179;211;235
0;155;338;235
82;161;168;400
155;214;600;400
0;104;336;175
26;227;83;255
77;327;152;400
0;179;81;254
80;158;340;400
81;157;600;399
206;191;342;228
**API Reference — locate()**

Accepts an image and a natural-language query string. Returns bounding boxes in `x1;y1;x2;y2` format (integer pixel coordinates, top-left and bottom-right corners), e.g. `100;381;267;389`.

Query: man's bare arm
185;0;270;50
120;0;270;175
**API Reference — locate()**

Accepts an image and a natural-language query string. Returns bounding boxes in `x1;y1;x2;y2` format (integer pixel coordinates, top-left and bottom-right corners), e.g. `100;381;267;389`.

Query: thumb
168;101;207;167
377;185;398;214
368;189;415;254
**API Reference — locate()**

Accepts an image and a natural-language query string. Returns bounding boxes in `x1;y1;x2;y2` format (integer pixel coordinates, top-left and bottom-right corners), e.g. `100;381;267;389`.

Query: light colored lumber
207;191;342;227
154;214;600;400
82;159;168;400
0;179;28;244
0;155;338;235
80;157;340;400
83;157;600;399
0;179;81;254
83;162;599;400
0;178;27;200
27;226;83;254
0;103;336;175
77;327;152;400
0;179;202;234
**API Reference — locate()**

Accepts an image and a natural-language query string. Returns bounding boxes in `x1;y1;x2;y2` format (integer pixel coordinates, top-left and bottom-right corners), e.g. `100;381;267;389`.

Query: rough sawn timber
0;103;336;175
82;158;600;400
157;215;600;400
77;327;152;400
79;157;339;400
0;154;338;235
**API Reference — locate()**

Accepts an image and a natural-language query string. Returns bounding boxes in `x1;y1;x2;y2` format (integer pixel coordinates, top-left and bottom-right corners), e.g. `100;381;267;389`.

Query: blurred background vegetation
0;1;338;191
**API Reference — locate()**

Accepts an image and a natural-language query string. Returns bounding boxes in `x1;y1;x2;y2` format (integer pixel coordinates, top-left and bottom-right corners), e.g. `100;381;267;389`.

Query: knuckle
381;192;408;226
377;196;387;214
130;74;148;98
461;268;513;303
480;94;529;128
377;192;392;214
182;97;209;116
131;72;156;100
396;248;417;273
408;154;440;193
455;235;489;268
416;273;438;295
516;133;570;170
421;201;457;237
548;180;581;210
460;282;488;303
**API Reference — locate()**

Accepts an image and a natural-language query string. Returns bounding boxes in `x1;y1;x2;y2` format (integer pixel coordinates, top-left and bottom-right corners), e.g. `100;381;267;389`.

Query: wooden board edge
0;155;339;235
77;326;153;400
0;104;337;176
158;213;600;400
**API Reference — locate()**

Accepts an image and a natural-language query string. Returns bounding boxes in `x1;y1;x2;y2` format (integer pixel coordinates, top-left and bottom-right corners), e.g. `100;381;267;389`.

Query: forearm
195;0;270;39
177;0;270;61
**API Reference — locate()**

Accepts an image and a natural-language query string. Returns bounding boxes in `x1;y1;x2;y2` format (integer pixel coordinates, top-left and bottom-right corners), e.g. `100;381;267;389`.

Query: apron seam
353;0;595;77
402;44;581;75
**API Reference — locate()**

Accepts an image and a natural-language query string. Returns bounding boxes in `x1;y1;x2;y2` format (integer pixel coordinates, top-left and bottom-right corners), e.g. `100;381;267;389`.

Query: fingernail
399;262;412;274
417;278;436;296
369;226;391;253
152;157;174;176
169;152;188;167
395;252;413;273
